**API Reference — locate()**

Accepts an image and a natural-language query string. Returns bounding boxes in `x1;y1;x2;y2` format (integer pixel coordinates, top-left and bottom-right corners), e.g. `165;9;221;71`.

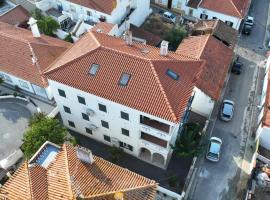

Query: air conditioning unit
86;108;95;116
89;124;98;130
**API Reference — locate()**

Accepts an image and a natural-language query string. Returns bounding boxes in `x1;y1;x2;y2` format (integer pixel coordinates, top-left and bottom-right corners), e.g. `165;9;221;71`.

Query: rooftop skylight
89;63;100;76
119;73;131;86
166;69;179;80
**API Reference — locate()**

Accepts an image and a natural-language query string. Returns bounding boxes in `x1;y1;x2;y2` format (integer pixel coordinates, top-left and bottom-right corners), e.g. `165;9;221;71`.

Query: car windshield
207;152;218;159
246;19;253;23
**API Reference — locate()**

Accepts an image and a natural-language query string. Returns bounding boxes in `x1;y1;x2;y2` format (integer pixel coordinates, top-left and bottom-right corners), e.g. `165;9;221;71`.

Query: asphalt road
190;0;270;199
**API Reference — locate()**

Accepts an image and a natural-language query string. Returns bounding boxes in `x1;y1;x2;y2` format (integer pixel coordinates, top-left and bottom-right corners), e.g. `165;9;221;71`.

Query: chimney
76;146;94;164
125;30;132;46
160;40;169;56
28;17;41;38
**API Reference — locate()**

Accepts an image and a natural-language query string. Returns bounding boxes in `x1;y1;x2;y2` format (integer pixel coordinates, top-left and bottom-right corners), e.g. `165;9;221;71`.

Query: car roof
209;140;221;154
223;103;233;115
247;16;254;20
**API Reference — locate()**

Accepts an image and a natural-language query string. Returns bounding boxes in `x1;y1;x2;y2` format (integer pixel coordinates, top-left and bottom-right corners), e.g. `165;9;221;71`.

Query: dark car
231;57;243;74
242;24;252;35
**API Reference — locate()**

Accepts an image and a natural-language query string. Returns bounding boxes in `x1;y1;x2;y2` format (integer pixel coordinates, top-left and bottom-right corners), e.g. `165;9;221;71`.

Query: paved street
190;0;270;199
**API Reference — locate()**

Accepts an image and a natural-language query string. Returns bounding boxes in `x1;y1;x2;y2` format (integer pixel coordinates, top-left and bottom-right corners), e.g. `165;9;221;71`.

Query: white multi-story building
35;0;151;38
154;0;249;30
0;20;70;99
44;30;218;168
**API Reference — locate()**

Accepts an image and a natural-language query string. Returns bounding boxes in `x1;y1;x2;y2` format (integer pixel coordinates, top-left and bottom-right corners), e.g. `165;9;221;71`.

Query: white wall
48;80;179;161
191;87;214;118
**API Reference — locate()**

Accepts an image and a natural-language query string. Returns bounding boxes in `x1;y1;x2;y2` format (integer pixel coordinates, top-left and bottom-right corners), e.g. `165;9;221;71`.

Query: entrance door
168;0;172;9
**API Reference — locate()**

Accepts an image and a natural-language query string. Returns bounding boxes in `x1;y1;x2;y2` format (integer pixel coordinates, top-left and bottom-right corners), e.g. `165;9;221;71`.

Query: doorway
168;0;172;9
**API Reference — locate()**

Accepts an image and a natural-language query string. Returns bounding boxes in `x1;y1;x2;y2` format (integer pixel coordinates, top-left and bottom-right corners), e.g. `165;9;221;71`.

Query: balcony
139;136;169;156
141;132;167;148
119;8;135;27
140;116;170;133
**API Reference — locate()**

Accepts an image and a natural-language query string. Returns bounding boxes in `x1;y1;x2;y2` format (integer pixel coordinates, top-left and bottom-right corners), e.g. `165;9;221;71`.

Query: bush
108;147;123;164
165;26;187;51
64;33;74;43
31;9;43;20
168;175;178;187
37;16;60;36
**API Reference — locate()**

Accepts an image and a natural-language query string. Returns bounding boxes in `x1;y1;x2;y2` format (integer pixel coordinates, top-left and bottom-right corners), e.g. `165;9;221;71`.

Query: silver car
220;100;235;121
206;137;222;162
162;11;176;24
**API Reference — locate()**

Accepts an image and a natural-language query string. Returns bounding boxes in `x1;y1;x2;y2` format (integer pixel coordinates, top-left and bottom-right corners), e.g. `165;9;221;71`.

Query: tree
37;16;60;36
108;146;123;164
31;8;43;20
171;123;203;158
165;26;187;51
64;33;74;43
22;113;67;158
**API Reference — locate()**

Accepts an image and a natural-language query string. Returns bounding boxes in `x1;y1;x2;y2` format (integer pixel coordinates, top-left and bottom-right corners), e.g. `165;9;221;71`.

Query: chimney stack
76;146;94;164
125;30;132;46
28;17;41;38
160;40;169;56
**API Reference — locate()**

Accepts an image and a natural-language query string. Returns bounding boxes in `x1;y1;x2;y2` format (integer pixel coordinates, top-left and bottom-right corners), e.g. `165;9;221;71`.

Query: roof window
119;73;131;86
89;64;100;76
166;69;179;80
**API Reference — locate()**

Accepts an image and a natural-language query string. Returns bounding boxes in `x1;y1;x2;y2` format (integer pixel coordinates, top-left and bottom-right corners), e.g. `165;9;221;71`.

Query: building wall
258;126;270;150
0;71;49;99
48;80;180;163
191;87;214;118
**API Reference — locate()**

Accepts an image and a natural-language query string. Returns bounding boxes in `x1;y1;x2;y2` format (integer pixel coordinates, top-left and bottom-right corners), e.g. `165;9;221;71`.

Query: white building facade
35;0;151;37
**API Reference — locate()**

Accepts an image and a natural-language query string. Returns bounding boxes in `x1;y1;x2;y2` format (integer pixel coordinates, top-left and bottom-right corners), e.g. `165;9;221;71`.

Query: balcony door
168;0;172;9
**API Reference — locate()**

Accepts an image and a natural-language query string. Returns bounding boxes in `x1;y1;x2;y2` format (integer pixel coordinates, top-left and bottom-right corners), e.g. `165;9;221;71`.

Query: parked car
206;137;222;162
220;100;235;121
242;24;252;35
162;11;176;24
244;16;254;26
231;56;243;74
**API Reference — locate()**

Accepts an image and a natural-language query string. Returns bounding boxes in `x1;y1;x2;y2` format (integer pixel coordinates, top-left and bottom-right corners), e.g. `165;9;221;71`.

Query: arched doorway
152;153;165;166
139;148;151;161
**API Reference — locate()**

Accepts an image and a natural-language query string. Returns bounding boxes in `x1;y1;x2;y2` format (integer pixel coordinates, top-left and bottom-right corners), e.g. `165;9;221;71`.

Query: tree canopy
22;113;67;158
165;26;187;51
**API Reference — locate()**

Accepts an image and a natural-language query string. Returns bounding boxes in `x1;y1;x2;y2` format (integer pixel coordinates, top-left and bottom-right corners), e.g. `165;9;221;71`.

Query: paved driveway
0;99;32;160
190;0;270;199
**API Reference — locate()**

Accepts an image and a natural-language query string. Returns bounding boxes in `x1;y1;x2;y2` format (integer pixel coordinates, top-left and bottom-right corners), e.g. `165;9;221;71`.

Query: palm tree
37;16;60;36
171;123;203;157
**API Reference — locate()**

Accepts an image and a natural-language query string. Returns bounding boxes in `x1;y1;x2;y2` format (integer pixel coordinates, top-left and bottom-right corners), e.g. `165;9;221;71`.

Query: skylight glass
119;73;131;86
89;64;100;76
166;69;179;80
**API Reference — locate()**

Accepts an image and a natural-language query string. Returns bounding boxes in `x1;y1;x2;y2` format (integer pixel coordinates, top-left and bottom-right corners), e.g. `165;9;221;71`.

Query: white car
245;16;254;26
220;100;235;121
162;11;176;24
206;137;222;162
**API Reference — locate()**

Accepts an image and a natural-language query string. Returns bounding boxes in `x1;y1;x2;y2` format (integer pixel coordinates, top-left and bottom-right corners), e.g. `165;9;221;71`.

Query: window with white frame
3;74;12;83
19;80;29;89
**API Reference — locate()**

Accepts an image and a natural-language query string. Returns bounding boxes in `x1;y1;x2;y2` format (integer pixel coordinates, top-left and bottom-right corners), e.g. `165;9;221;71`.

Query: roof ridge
148;61;178;121
63;144;75;199
25;163;34;200
230;0;243;18
197;34;210;58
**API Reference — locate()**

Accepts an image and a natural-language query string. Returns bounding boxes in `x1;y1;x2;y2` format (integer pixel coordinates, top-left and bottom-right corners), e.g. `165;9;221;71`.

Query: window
63;106;71;114
3;74;12;83
98;103;107;112
119;73;131;86
86;10;91;16
121;128;129;136
58;89;66;97
89;64;100;76
200;14;208;19
70;5;76;12
82;113;89;121
77;96;86;105
121;111;129;120
68;120;75;128
19;80;29;89
166;69;179;80
225;21;233;27
104;135;111;142
119;141;133;151
212;17;217;19
188;9;193;16
101;120;109;129
85;127;93;134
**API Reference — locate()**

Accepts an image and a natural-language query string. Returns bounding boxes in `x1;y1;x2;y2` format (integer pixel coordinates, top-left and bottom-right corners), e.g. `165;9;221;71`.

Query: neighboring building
0;5;30;26
91;22;119;36
0;141;157;199
176;34;234;117
0;21;70;99
154;0;249;30
35;0;152;38
256;56;270;150
44;30;207;168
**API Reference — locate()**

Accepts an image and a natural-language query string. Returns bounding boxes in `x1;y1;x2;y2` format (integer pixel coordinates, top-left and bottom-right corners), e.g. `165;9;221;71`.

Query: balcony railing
140;116;170;134
139;139;169;155
141;132;167;148
140;124;171;141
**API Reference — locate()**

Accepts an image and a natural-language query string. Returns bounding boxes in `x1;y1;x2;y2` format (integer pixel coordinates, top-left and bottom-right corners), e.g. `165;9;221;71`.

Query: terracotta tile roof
92;22;116;35
130;24;162;47
0;5;30;26
0;143;157;199
0;22;70;87
263;71;270;127
177;34;233;100
187;0;201;8
45;31;205;123
200;0;249;18
192;20;238;47
69;0;116;14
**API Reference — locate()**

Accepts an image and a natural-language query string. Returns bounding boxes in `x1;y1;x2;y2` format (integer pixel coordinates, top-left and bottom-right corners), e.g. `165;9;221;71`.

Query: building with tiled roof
0;142;157;199
154;0;249;30
0;5;30;26
176;34;234;103
0;21;70;99
43;30;209;168
35;0;151;38
92;22;118;36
